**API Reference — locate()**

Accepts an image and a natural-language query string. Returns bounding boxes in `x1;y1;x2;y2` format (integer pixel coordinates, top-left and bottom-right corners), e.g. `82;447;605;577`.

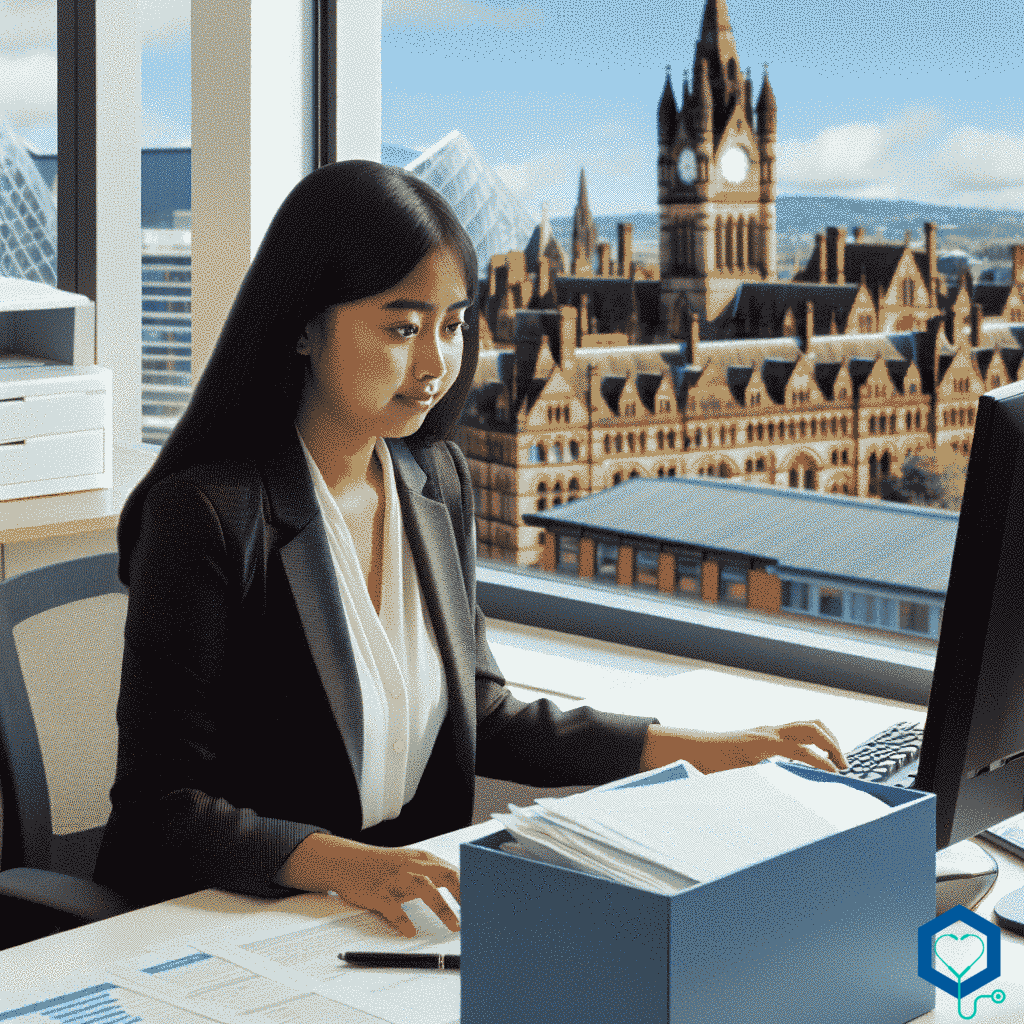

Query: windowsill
476;560;935;707
0;444;158;544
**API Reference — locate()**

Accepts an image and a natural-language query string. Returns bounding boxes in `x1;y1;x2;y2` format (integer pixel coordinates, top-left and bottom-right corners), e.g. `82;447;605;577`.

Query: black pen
339;952;460;969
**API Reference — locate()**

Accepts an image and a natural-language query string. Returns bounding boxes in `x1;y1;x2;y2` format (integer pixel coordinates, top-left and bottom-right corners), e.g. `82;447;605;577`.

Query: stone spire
756;67;777;137
658;67;677;145
572;168;598;265
694;0;744;117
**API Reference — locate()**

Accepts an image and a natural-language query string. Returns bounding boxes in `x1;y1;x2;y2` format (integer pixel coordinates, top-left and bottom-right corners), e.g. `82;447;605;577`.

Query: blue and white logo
918;905;1006;1019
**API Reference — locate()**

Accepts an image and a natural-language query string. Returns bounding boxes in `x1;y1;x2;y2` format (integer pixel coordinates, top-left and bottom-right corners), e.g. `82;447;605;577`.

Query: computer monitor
908;378;1024;920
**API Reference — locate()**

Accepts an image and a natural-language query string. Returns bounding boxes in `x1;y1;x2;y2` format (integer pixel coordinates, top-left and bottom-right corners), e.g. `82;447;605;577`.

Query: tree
879;452;968;511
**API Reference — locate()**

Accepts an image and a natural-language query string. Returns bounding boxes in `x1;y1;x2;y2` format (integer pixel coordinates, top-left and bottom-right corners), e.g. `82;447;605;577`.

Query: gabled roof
731;282;861;335
973;284;1014;317
599;375;628;415
524;475;957;595
796;241;908;295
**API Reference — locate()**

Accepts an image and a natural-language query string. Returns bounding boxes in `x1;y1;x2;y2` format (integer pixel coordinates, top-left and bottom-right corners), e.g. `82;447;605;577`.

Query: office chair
0;551;131;948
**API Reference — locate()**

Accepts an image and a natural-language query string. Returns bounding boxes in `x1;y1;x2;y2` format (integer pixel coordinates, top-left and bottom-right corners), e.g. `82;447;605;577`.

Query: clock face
677;148;697;185
721;146;751;183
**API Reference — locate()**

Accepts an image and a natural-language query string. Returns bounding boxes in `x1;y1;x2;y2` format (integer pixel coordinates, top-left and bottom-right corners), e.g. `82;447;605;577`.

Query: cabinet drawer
0;430;105;484
0;391;106;443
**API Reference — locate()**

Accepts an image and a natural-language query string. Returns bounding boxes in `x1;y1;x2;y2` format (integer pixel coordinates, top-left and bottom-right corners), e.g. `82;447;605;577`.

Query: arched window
667;430;676;448
569;440;579;460
903;279;914;306
667;467;676;477
715;218;723;269
915;410;921;429
725;217;734;270
615;434;623;452
537;498;547;511
889;414;896;432
804;468;815;489
881;451;891;476
547;407;553;423
748;220;757;269
658;467;665;477
639;432;647;452
628;433;635;453
745;459;753;472
755;457;765;471
537;481;547;493
657;429;665;449
768;422;775;441
840;416;848;435
529;443;544;463
736;215;745;269
569;478;579;492
613;472;622;485
729;425;736;444
551;442;563;462
788;468;798;487
629;469;640;479
564;405;570;423
869;416;876;434
746;423;753;442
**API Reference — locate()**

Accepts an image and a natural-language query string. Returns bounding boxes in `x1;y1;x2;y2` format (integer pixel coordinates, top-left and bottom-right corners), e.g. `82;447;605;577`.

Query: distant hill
547;196;1024;273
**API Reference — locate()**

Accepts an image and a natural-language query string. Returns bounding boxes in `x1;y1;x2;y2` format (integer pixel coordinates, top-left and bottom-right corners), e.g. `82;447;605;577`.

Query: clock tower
658;0;777;343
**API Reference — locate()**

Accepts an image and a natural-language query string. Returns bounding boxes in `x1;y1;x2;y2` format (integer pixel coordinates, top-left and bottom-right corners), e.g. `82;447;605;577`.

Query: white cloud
384;0;542;30
777;107;1024;211
0;50;58;114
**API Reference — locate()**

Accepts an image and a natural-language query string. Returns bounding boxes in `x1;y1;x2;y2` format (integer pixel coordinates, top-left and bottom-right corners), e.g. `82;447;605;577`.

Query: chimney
803;301;814;351
904;230;912;246
1013;244;1024;285
815;233;826;283
924;222;938;306
617;223;633;277
853;226;865;242
597;241;611;277
970;302;982;348
826;226;846;285
689;311;701;364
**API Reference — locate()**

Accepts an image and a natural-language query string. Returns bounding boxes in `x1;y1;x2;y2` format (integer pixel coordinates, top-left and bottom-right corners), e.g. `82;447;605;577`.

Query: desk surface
2;620;1021;1022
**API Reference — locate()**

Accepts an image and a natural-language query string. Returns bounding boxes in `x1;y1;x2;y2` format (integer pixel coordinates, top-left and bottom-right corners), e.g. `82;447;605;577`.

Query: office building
0;116;57;287
523;474;951;642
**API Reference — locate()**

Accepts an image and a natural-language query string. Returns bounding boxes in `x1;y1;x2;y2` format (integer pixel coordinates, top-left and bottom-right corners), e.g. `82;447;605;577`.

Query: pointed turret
658;69;677;145
744;67;753;126
694;57;713;140
694;0;744;119
571;169;598;267
756;69;777;137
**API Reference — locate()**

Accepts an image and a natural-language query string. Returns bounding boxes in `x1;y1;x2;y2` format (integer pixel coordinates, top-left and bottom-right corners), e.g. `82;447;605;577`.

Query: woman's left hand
639;720;849;775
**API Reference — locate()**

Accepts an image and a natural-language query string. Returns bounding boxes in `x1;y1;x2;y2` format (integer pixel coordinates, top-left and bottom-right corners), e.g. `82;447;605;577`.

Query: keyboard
837;720;925;786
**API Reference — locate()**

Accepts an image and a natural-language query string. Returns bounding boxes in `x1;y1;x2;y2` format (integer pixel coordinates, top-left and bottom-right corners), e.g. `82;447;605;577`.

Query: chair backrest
0;552;127;871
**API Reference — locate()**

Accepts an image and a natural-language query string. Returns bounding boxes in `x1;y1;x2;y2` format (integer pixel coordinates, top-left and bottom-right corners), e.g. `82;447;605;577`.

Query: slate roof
973;284;1013;317
524;475;957;596
796;241;907;295
731;282;861;335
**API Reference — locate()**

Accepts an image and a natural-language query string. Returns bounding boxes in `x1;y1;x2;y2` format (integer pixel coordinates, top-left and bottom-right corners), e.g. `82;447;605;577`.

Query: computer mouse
935;840;999;916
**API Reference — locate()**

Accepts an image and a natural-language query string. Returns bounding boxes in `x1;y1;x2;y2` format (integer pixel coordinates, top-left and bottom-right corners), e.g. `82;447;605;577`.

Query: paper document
110;894;461;1024
493;760;895;893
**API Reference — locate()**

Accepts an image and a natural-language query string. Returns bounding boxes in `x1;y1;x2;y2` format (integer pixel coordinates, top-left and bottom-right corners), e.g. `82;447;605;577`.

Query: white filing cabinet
0;279;113;500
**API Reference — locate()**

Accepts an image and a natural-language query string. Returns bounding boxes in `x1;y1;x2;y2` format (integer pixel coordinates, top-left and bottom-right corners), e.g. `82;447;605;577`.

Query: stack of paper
493;761;894;895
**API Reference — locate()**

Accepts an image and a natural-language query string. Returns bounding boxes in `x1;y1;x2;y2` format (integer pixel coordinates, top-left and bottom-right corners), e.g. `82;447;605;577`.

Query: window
780;579;810;611
719;563;747;606
596;541;619;580
529;443;544;463
634;547;660;591
556;535;579;576
569;440;579;460
675;553;701;595
819;587;843;618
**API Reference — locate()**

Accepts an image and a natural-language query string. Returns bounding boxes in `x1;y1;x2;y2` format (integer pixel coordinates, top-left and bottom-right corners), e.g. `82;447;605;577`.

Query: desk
2;621;1021;1022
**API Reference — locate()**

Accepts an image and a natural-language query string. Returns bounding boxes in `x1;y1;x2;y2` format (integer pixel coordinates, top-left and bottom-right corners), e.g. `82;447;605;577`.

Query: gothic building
455;0;1024;569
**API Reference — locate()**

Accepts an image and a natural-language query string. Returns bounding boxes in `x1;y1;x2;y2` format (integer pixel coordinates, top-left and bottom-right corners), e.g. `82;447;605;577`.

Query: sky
2;0;1022;218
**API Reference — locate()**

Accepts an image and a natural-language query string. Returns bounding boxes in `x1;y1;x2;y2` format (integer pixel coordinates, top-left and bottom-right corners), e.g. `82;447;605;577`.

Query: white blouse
295;427;448;830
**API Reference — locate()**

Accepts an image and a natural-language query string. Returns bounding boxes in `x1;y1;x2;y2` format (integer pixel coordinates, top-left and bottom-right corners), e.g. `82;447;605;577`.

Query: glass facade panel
0;114;57;286
398;132;537;277
818;587;843;618
900;601;931;634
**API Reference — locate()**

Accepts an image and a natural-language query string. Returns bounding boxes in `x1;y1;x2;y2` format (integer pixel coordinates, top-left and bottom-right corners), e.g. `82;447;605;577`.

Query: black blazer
93;429;657;907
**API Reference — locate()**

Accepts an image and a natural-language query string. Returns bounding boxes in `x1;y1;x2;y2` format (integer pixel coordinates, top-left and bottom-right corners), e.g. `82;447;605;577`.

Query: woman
93;161;847;936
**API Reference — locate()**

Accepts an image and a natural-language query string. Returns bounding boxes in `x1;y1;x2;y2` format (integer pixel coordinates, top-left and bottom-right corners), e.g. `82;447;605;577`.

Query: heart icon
934;932;985;981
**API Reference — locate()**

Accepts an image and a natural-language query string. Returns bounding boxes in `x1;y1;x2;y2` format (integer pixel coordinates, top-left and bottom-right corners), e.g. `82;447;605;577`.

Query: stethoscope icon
933;932;1006;1019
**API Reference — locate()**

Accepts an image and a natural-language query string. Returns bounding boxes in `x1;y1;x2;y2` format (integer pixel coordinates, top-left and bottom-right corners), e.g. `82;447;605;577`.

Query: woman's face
300;245;469;441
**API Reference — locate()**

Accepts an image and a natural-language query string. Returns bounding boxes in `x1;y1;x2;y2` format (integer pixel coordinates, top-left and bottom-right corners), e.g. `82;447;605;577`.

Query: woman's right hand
274;832;460;937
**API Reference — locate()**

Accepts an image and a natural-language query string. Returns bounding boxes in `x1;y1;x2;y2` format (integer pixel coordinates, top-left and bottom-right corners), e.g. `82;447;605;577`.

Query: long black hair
118;160;480;586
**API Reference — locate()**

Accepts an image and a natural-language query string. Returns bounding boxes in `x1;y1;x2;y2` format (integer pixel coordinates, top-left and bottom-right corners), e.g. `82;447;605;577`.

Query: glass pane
556;534;579;574
819;587;843;618
596;541;618;579
635;547;659;590
719;564;748;606
675;554;701;595
141;9;192;447
1;4;57;285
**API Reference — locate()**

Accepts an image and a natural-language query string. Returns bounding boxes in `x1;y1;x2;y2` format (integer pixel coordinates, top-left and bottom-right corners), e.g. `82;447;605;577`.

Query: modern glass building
0;115;57;287
402;131;538;276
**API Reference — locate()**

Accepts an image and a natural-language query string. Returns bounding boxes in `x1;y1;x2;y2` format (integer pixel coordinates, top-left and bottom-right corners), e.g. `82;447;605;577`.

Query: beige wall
8;529;123;837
